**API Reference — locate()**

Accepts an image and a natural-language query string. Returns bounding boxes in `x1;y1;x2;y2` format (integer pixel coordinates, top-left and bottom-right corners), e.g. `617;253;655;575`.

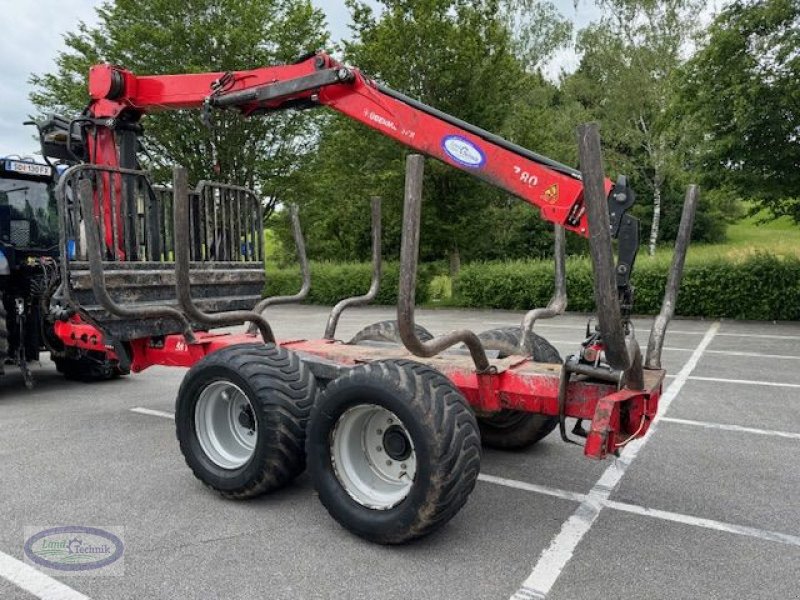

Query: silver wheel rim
195;380;257;470
331;404;417;510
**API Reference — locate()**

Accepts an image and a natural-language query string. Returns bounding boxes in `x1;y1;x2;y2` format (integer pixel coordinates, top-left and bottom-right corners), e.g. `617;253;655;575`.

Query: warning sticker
542;184;559;204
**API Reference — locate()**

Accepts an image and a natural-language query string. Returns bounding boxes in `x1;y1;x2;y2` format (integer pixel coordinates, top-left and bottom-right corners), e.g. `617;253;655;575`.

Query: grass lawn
642;212;800;267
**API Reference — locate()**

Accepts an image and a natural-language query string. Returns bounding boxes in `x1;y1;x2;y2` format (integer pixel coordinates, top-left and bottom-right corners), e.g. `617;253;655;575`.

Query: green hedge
264;261;435;305
454;253;800;321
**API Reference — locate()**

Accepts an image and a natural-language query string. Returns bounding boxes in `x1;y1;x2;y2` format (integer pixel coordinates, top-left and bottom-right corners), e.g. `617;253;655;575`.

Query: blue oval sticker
441;135;486;168
24;526;124;572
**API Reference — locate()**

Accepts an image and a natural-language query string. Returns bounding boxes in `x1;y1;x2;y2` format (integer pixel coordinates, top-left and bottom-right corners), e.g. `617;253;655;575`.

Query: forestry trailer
33;50;697;543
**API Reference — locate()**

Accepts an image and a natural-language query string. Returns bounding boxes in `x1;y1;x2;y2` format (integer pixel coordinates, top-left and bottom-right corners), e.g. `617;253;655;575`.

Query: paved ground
1;305;799;599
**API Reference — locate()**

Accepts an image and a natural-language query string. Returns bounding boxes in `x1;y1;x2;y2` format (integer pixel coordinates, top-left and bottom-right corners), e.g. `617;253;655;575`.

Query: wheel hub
382;425;412;461
194;380;257;470
331;404;417;510
237;405;256;431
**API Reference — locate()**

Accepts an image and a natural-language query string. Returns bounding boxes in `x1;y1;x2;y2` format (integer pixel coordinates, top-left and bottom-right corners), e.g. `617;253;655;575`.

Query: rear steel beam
396;155;491;373
324;197;382;340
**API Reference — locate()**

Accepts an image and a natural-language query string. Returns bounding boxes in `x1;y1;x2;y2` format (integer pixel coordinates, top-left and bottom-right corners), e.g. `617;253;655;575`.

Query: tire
176;343;316;499
307;359;481;544
476;327;562;450
347;320;433;345
0;292;8;364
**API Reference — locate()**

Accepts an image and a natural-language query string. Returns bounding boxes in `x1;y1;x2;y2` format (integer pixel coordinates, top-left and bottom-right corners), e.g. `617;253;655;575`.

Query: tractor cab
0;158;59;258
0;157;61;383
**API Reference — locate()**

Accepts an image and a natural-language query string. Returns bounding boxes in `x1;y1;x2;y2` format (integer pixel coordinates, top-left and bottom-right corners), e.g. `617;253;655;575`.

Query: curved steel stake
248;204;310;334
577;123;632;374
646;185;699;369
324;197;382;339
396;155;491;373
519;224;567;352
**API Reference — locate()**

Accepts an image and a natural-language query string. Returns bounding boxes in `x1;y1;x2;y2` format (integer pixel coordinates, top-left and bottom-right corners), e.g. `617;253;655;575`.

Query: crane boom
85;51;617;238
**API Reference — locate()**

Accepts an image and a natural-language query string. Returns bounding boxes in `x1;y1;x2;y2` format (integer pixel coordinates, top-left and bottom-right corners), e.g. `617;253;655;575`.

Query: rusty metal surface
646;185;699;369
283;338;520;371
576;123;630;373
323;197;382;339
396;155;491;373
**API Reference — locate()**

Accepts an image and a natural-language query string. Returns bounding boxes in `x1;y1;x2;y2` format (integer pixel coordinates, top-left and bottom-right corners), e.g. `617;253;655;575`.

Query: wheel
54;350;129;381
347;320;433;345
0;292;8;365
176;343;317;499
307;359;481;544
476;327;562;450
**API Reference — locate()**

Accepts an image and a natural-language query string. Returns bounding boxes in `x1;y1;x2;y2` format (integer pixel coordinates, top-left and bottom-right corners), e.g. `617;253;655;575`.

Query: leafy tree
278;0;573;269
563;0;705;254
674;0;800;222
29;0;328;217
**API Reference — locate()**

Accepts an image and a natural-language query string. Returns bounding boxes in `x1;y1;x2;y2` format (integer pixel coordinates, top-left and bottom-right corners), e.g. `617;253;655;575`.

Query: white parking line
479;473;800;549
715;332;800;340
0;550;90;600
510;321;720;600
689;376;800;389
477;474;586;503
604;500;800;548
660;417;800;440
704;349;800;360
130;407;175;420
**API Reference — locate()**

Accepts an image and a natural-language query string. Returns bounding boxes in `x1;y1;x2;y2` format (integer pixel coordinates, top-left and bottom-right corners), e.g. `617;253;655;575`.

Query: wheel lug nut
386;460;392;466
377;429;383;435
376;446;382;452
401;463;406;469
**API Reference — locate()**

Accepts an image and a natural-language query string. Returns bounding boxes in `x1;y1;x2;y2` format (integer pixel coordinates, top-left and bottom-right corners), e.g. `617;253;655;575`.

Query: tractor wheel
307;359;480;544
54;351;129;381
0;292;8;365
347;320;433;345
175;343;316;499
476;327;562;450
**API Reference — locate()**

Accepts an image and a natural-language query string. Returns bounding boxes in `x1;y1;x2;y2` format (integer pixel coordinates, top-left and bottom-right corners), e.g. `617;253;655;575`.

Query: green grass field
640;212;800;268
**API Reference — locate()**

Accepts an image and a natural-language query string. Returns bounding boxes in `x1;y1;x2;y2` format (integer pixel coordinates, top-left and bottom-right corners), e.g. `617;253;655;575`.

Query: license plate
3;160;52;177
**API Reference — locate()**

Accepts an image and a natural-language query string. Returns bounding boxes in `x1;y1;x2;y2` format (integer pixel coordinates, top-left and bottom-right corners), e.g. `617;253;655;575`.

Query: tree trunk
648;174;663;256
449;246;461;277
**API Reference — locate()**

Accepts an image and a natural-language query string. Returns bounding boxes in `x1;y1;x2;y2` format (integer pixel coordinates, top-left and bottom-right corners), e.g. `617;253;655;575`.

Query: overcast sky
0;0;628;158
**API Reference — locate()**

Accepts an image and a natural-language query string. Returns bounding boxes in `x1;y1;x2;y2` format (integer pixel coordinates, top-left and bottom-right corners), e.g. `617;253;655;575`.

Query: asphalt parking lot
1;305;799;599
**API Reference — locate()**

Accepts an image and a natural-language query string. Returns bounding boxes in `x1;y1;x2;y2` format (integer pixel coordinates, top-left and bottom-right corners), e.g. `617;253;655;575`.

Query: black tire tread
347;320;433;345
476;327;561;449
176;343;316;500
310;359;480;544
477;326;560;362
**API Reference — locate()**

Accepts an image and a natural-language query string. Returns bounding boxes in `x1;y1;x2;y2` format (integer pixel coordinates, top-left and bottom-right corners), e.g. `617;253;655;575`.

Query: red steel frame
54;51;658;460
